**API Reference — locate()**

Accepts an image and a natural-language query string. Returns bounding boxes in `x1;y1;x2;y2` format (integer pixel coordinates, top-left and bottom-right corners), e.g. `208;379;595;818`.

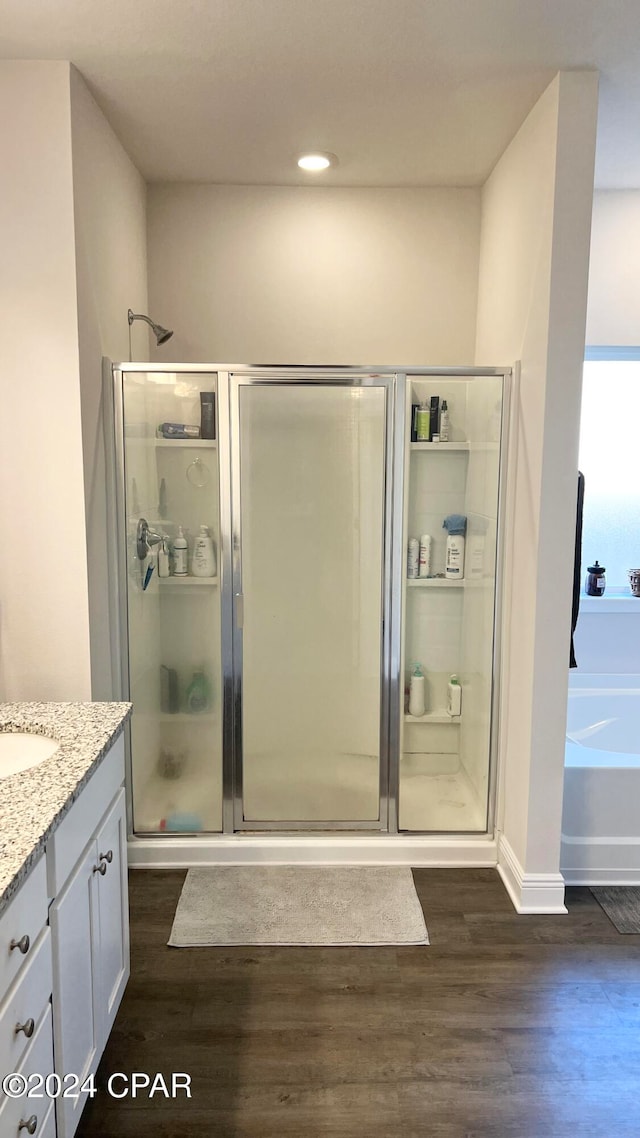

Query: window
579;353;640;591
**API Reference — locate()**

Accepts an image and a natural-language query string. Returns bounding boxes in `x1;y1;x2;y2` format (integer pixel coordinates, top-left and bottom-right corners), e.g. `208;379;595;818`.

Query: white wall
571;192;640;676
475;71;599;911
147;185;481;365
586;192;640;346
459;377;503;815
0;62;92;700
69;67;149;698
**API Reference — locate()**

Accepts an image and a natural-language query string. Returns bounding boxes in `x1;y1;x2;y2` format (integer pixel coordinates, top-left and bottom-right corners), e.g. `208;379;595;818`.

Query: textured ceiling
1;0;640;187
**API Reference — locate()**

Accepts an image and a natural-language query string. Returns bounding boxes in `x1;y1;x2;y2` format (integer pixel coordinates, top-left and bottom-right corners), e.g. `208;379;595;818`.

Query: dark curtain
570;471;585;668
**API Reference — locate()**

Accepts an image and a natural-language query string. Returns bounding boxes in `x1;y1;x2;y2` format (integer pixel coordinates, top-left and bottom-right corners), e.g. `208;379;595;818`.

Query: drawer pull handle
93;861;107;876
15;1018;35;1038
99;850;114;864
9;935;30;955
18;1117;38;1135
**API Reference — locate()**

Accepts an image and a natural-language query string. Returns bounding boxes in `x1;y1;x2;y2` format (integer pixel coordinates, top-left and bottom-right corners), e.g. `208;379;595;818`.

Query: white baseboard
497;834;567;914
561;833;640;885
128;833;498;869
563;868;640;885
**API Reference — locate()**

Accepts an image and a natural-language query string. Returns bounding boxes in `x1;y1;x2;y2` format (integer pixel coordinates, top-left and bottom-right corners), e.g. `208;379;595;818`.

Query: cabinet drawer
0;1002;54;1134
0;858;48;997
0;929;52;1080
47;735;125;896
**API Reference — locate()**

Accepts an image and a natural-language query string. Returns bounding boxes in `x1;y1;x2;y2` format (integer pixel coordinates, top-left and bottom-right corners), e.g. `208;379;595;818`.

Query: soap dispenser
409;663;426;718
447;675;462;717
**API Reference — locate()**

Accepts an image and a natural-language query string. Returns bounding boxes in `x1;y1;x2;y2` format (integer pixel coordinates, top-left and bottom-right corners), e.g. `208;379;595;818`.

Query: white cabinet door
95;788;130;1049
50;841;100;1138
51;784;130;1138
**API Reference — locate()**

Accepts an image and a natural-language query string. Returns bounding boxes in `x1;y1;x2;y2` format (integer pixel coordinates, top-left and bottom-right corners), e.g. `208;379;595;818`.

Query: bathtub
562;674;640;884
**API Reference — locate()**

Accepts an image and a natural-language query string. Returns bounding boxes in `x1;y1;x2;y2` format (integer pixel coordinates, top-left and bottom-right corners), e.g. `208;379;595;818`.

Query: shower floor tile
400;761;486;832
133;753;486;834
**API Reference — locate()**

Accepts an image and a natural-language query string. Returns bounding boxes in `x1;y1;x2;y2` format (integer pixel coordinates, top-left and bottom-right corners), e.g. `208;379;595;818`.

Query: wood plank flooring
76;869;640;1138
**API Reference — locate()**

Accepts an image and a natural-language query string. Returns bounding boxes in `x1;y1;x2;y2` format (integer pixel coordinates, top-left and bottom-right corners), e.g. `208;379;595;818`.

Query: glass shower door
119;368;223;835
231;378;392;828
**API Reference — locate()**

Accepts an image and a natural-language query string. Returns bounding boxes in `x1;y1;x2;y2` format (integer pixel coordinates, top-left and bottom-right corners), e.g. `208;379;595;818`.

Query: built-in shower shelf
406;578;465;588
159;577;219;587
160;713;216;724
410;442;469;451
154;439;217;449
404;712;461;724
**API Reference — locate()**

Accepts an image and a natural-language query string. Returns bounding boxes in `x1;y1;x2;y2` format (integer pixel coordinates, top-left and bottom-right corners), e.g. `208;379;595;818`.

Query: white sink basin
0;732;60;778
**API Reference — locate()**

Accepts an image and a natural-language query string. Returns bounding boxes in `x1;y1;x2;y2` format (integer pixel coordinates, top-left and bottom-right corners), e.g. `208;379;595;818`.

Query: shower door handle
235;593;244;629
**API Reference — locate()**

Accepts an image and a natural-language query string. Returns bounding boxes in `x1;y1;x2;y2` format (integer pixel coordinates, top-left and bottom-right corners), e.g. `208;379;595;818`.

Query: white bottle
418;535;432;578
439;400;450;442
447;675;462;717
172;526;188;576
467;533;485;579
409;664;426;717
191;525;216;577
158;534;171;578
445;534;465;579
407;537;419;579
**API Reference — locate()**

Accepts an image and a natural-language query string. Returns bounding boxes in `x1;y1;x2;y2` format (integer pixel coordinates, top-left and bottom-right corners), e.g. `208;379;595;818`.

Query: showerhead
127;308;174;346
154;324;173;346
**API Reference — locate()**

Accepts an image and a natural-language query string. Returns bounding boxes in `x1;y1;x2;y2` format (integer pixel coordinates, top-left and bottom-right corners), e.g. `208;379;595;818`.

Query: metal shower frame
106;362;511;842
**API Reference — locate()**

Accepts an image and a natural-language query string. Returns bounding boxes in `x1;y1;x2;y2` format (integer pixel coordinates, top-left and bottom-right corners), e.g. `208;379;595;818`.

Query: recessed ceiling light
297;152;335;172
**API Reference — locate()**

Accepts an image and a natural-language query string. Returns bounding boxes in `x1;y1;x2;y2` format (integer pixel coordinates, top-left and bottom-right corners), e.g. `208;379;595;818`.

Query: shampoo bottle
172;526;188;576
418;535;432;578
439;400;450;442
447;675;462;717
158;534;171;578
443;514;467;579
416;402;430;442
407;537;419;579
409;663;426;718
186;669;211;713
191;525;216;577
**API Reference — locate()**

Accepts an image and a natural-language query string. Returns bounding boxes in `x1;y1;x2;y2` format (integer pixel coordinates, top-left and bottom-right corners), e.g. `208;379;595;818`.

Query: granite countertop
0;702;132;915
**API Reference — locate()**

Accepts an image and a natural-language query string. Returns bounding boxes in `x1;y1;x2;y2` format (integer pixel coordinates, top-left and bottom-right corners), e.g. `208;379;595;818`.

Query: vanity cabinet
0;860;54;1138
50;742;129;1138
0;733;129;1138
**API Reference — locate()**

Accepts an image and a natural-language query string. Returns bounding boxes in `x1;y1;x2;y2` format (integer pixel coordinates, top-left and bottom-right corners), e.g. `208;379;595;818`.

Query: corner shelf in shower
410;442;469;451
158;577;218;587
406;579;465;588
404;712;461;724
154;439;217;449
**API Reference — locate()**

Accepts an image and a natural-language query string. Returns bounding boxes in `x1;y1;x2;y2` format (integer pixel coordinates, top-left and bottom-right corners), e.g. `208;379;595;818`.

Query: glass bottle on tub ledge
585;561;606;596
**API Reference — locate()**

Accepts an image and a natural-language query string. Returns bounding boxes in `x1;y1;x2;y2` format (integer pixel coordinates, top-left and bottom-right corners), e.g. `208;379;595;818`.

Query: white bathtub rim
569;672;640;692
565;739;640;769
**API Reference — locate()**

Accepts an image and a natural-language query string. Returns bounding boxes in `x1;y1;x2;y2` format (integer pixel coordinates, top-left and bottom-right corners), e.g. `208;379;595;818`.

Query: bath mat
591;887;640;934
168;866;429;946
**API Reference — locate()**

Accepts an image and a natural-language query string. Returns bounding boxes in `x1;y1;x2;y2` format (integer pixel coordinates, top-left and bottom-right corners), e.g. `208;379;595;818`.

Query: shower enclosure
107;365;509;851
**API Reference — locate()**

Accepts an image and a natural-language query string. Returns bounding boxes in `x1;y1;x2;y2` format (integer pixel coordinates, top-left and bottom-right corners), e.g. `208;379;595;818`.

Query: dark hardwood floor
76;869;640;1138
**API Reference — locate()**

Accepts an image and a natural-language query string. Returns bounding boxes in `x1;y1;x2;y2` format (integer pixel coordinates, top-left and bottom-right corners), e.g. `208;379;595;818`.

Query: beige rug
168;866;429;946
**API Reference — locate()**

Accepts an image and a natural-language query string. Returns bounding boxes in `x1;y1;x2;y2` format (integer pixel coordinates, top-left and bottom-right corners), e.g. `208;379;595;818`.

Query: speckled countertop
0;702;131;916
